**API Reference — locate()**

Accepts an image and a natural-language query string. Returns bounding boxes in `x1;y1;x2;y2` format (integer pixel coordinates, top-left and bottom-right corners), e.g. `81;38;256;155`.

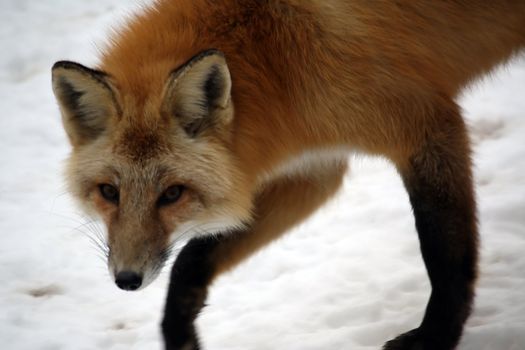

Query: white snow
0;1;524;349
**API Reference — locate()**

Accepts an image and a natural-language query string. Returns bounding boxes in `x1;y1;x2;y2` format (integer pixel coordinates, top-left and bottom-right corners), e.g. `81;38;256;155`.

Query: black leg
161;165;347;349
386;110;478;350
162;236;221;350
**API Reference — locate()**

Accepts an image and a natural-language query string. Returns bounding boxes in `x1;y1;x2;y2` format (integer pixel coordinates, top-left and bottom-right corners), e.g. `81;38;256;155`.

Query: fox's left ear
52;61;118;146
162;49;233;137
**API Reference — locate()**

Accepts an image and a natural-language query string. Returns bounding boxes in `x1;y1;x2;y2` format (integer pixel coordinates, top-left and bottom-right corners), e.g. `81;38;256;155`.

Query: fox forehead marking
114;127;168;161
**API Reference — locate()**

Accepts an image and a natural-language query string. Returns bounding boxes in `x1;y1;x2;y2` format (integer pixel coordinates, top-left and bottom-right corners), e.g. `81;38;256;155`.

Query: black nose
115;271;142;291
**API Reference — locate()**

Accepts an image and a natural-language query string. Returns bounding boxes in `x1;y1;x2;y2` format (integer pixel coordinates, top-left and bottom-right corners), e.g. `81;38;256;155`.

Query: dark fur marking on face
115;128;167;162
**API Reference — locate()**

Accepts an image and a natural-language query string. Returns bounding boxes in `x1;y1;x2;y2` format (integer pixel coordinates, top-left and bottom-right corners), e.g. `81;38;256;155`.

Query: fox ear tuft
52;61;118;146
162;50;232;137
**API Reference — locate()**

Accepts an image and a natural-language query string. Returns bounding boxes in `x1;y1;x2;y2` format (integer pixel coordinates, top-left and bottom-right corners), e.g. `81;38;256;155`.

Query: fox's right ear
52;61;118;146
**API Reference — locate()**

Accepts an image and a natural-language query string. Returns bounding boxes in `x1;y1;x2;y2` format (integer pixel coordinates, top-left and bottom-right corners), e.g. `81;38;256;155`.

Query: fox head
52;50;252;290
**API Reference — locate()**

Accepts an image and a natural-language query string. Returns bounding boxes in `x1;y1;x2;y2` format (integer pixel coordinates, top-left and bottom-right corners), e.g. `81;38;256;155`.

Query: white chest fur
258;147;351;185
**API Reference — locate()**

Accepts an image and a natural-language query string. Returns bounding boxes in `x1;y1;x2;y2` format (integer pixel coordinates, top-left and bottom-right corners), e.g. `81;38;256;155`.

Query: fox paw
165;340;199;350
382;328;456;350
383;329;424;350
164;334;200;350
162;321;201;350
383;328;459;350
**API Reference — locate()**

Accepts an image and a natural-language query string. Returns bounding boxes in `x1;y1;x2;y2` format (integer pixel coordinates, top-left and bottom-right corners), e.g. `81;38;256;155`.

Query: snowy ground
1;1;524;349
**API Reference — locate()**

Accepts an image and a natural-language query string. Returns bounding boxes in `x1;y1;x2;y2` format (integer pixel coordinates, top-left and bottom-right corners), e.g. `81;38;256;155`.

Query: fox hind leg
384;102;478;350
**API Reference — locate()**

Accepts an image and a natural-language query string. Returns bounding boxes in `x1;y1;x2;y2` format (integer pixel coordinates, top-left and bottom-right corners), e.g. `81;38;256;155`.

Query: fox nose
115;271;142;291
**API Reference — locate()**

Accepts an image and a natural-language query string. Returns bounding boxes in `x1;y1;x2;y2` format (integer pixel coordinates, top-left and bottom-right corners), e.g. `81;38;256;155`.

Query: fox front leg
162;236;219;350
161;163;346;349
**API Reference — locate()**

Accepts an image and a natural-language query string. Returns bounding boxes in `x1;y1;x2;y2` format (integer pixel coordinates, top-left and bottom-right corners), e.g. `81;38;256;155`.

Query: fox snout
107;235;169;291
106;219;170;291
108;248;165;291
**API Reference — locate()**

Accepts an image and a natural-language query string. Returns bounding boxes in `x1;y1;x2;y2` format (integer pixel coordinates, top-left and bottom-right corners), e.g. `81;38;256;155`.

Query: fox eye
158;185;184;206
99;184;119;204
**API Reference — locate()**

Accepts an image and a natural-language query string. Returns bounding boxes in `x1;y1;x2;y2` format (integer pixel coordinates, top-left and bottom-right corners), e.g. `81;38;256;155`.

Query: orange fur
52;1;525;349
100;0;525;173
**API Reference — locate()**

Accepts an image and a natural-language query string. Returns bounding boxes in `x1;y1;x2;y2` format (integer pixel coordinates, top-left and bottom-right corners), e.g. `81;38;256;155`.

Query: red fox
51;1;525;349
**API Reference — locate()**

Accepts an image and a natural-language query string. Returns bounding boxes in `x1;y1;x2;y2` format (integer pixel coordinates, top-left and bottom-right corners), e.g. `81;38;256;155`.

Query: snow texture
0;1;524;349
